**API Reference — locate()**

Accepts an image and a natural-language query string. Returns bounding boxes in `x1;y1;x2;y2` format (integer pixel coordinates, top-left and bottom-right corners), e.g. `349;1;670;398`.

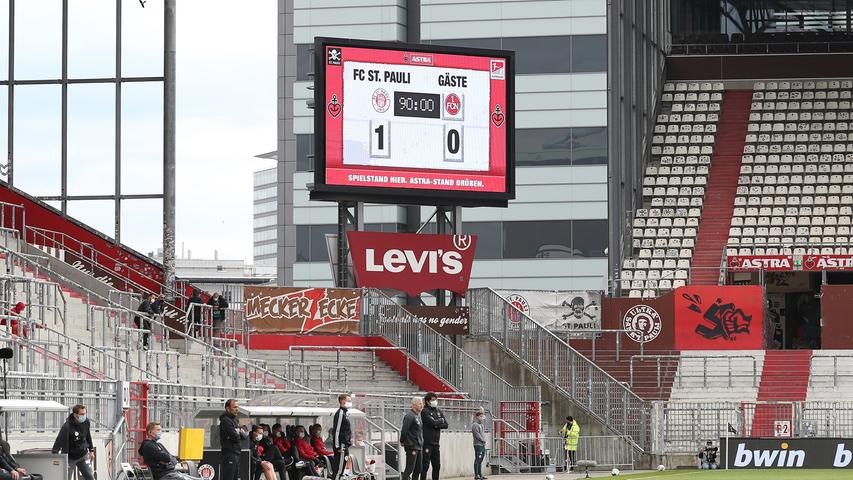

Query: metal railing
288;362;348;392
563;329;646;362
360;288;540;405
106;416;129;480
630;354;759;389
809;354;853;388
467;288;651;451
288;345;411;382
654;401;740;454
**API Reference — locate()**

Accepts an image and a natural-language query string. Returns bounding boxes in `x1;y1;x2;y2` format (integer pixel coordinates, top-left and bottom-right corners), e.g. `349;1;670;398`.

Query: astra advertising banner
244;287;361;334
727;255;794;271
722;438;853;469
802;254;853;271
347;232;477;296
495;289;602;334
674;285;764;349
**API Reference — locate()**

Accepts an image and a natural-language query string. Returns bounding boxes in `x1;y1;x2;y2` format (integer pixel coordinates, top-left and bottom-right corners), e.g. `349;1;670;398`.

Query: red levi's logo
347;232;477;296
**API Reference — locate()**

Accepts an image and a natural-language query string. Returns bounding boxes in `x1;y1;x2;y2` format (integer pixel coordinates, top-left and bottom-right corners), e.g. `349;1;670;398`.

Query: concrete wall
462;337;609;438
396;431;488;479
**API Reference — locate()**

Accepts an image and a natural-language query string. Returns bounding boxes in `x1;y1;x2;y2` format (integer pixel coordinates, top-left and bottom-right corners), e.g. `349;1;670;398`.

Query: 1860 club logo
683;292;752;341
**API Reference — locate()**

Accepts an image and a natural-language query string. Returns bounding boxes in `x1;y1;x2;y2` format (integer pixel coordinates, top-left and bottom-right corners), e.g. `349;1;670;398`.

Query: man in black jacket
0;439;41;479
51;404;95;480
400;397;424;480
331;393;352;480
135;293;154;349
219;399;248;480
420;393;448;480
187;289;204;337
139;422;201;480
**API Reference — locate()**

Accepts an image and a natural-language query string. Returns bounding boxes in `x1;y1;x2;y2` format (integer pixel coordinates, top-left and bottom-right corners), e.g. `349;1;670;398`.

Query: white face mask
430;401;438;408
344;401;353;409
298;432;305;438
255;435;263;442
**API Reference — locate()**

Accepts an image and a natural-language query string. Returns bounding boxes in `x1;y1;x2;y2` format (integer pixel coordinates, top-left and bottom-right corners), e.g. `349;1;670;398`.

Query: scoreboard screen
311;37;515;207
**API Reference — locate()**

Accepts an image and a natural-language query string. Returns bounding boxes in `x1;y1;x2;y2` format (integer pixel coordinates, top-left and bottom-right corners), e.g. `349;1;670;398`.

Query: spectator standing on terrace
187;289;204;337
208;292;228;335
52;404;95;480
135;293;154;350
420;392;448;480
2;302;28;338
560;416;580;472
471;409;487;480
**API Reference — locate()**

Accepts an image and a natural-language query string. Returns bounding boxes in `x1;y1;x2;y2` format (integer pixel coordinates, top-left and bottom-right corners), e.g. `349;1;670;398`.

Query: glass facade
516;127;607;166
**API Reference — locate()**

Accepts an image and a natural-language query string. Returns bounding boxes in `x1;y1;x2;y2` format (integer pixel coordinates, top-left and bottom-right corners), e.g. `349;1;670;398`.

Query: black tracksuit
332;407;352;480
219;412;247;480
400;410;423;480
139;438;178;480
420;405;448;480
135;299;153;347
257;437;289;480
0;440;42;480
52;414;94;461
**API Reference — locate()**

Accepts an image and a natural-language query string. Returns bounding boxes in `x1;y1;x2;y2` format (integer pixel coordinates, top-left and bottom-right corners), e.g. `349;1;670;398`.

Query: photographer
698;440;718;470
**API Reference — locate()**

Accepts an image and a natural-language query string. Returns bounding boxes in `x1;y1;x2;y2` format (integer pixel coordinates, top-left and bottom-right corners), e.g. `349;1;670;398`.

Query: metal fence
467;288;651;451
360;289;540;406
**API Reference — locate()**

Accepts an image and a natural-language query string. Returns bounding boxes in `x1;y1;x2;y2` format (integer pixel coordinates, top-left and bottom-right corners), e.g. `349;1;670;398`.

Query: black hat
566;416;574;422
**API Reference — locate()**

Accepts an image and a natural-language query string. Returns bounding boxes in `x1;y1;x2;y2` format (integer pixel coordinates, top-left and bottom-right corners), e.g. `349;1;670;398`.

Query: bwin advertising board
722;438;853;469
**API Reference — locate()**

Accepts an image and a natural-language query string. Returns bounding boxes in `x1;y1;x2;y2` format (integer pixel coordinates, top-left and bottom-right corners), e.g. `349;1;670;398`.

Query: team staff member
420;393;448;480
560;416;580;472
219;399;249;480
139;422;202;480
52;404;95;480
332;394;353;480
400;397;424;480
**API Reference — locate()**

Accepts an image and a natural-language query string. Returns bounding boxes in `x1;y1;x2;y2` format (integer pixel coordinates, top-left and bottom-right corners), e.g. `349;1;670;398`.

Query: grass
612;469;853;479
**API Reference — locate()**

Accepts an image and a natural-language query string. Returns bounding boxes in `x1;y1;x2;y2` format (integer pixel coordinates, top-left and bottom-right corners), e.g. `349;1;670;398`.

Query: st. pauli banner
378;306;469;335
674;285;764;349
244;287;361;334
495;290;602;334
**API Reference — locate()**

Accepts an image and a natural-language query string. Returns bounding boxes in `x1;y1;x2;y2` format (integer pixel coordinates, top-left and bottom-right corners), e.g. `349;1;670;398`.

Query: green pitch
614;469;853;479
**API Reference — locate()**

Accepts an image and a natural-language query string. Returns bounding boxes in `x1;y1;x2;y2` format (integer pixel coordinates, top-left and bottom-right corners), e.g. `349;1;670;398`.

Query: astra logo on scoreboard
347;231;478;296
311;37;515;207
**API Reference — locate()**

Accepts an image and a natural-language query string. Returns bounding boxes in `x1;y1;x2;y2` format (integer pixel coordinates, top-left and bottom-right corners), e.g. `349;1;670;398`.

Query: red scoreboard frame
311;37;515;207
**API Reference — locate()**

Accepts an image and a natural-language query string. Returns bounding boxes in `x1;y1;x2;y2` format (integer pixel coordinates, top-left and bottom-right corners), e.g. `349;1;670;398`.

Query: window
253;228;277;243
254;186;277;201
253;243;276;256
571;35;608;72
296;44;313;81
431;36;607;74
254;214;276;228
253;200;277;215
570;127;608;165
503;221;572;259
296;134;314;172
516;128;573;166
364;223;407;233
254;168;276;186
296;225;337;262
571;220;608;257
465;222;502;259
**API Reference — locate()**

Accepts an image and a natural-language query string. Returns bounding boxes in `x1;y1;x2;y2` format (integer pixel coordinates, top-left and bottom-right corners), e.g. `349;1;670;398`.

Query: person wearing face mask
139;422;202;480
420;393;448;480
471;409;487;480
250;426;278;480
331;394;353;480
52;404;95;480
310;424;333;460
294;426;321;473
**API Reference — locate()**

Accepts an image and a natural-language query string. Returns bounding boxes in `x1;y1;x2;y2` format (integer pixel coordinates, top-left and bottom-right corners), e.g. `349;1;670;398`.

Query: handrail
810;354;853;388
288;345;411;382
0;243;306;391
630;354;759;389
467;287;650;451
107;415;129;480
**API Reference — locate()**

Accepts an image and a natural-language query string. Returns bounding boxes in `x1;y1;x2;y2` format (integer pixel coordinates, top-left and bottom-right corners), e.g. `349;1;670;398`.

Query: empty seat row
730;226;852;236
653;134;716;145
743;143;853;154
662;92;723;102
749;113;853;124
628;286;685;298
643;176;707;187
734;195;853;206
656;113;719;124
755;80;853;90
632;237;695;249
636;207;701;218
740;164;853;174
733;206;853;218
646;165;710;176
624;256;695;268
745;133;852;143
730;236;850;246
655;124;717;134
663;82;724;92
751;101;853;112
754;90;853;100
652;145;715;156
669;103;721;113
742;153;853;164
648;197;705;208
736;186;853;197
738;174;853;185
727;247;853;256
732;211;852;225
659;155;712;166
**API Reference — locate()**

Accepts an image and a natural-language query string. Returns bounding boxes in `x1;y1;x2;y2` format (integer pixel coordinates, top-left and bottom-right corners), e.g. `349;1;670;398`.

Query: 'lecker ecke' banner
244;287;360;334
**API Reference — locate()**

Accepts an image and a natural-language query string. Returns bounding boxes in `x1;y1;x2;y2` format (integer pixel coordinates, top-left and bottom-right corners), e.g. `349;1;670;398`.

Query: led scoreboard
311;37;515;207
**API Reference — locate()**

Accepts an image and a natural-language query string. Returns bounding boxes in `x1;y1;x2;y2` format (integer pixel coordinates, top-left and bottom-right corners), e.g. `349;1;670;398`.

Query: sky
0;0;277;262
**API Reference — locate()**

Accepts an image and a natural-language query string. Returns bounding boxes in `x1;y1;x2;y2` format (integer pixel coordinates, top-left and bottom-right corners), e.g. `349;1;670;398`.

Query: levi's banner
727;255;794;271
347;232;477;296
244;287;360;334
721;438;853;469
674;285;764;349
802;254;853;271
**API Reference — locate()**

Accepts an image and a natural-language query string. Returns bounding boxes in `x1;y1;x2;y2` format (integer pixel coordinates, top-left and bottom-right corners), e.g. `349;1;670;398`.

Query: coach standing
420;392;448;480
400;397;424;480
219;399;248;480
52;404;95;480
332;393;353;480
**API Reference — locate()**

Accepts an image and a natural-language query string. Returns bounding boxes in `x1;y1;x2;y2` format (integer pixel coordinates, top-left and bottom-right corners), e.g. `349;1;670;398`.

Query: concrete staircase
691;90;754;284
251;349;419;394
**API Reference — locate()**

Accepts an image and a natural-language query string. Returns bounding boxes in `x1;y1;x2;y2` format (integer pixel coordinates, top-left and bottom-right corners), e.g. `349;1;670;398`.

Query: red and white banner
347;232;477;296
727;255;794;271
674;286;764;349
802;254;853;271
244;287;361;334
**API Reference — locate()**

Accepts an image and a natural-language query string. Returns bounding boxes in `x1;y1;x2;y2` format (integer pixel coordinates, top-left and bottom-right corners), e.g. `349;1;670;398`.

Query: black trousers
221;453;240;480
332;447;349;480
420;444;440;480
402;448;422;480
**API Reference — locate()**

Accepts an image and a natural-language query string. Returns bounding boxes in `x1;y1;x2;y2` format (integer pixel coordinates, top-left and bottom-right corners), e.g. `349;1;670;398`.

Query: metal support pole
115;0;123;243
7;0;14;184
163;0;177;298
61;0;68;214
